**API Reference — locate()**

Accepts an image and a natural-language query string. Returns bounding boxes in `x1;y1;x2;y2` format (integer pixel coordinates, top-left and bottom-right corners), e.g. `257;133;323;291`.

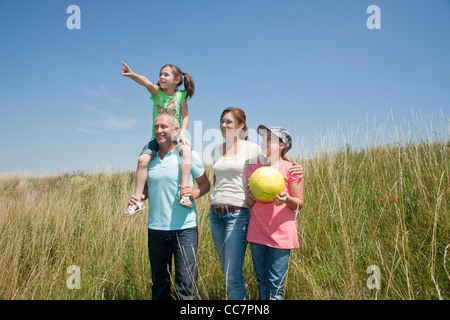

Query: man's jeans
147;227;198;300
250;242;291;300
209;207;250;300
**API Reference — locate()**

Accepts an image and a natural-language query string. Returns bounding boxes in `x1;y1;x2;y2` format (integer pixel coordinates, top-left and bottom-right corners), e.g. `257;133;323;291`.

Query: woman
209;108;303;300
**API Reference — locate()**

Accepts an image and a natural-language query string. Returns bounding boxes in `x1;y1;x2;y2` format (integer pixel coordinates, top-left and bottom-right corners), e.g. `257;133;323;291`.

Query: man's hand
179;184;194;200
178;173;210;201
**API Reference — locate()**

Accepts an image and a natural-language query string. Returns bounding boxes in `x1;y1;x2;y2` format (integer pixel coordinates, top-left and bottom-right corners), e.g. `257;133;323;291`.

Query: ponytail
182;72;195;99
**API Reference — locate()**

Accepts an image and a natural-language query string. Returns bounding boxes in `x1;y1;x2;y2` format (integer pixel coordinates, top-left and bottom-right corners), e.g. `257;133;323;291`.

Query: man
128;113;210;300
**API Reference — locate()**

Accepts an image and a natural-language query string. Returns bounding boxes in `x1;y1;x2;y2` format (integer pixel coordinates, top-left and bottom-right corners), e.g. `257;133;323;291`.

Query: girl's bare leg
123;154;151;215
179;145;192;207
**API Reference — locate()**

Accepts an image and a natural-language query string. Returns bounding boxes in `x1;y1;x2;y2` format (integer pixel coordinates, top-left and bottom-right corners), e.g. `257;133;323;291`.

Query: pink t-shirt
246;161;302;249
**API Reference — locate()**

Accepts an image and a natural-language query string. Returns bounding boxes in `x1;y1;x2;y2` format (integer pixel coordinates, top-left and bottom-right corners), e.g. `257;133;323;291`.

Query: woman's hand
274;192;288;206
289;162;304;179
246;184;256;201
245;184;256;207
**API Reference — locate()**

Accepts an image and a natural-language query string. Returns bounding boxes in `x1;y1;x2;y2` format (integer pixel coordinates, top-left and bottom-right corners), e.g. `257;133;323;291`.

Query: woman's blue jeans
209;206;250;300
250;242;291;300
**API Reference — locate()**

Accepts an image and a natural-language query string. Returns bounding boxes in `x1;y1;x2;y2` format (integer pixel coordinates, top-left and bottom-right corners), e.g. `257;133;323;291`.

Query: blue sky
0;0;449;175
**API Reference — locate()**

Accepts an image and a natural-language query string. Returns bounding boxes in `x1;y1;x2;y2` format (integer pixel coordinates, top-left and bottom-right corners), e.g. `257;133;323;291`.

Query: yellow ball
249;166;285;203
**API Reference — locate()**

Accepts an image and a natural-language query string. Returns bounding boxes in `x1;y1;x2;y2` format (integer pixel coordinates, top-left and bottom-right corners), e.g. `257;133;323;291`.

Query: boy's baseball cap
257;125;292;155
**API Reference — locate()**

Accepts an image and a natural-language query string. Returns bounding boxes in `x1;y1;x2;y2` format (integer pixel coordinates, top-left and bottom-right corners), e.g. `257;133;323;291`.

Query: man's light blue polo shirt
147;147;205;231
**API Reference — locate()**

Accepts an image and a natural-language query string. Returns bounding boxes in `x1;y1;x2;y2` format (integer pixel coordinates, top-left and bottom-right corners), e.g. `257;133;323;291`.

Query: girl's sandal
122;201;146;217
177;190;192;208
179;196;192;208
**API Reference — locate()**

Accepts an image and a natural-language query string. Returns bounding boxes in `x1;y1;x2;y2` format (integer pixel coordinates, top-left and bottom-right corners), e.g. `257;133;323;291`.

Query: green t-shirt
150;89;187;139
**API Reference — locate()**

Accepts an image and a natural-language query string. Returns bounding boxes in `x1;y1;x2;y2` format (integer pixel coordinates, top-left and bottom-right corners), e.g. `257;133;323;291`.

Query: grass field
0;124;448;300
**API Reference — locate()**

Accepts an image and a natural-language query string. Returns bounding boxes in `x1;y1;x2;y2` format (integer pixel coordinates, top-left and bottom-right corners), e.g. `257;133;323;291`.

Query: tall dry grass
0;113;448;299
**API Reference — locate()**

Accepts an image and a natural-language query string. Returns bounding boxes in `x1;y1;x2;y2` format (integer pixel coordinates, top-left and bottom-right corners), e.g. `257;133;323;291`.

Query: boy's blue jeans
147;227;198;300
209;206;250;300
250;242;291;300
